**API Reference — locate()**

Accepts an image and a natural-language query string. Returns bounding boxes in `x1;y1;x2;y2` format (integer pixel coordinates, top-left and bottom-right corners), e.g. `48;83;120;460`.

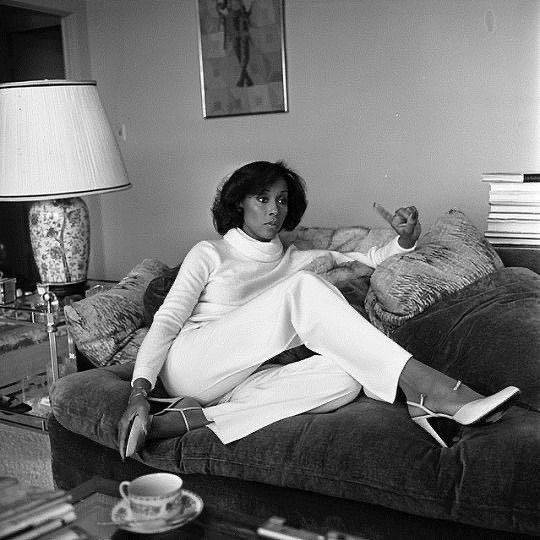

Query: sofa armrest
50;363;134;451
494;245;540;274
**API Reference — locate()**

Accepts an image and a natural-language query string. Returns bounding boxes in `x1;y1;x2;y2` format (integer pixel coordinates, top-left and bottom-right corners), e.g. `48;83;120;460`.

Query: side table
0;280;115;432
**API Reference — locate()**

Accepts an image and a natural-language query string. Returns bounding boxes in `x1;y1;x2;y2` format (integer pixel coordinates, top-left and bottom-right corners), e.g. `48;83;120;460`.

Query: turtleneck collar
223;227;284;263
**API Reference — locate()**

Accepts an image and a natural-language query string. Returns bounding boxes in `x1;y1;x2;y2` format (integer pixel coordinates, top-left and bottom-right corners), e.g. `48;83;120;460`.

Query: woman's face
239;178;288;242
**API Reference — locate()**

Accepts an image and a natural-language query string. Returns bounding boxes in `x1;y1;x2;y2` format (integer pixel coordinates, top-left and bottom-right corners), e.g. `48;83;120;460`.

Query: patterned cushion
109;327;149;365
282;225;395;318
365;209;503;334
281;225;395;252
64;259;170;367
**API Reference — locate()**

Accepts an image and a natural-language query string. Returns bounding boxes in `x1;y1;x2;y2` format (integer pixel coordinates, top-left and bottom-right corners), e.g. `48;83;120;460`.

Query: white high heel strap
154;404;201;432
407;393;430;414
163;406;200;432
179;409;190;432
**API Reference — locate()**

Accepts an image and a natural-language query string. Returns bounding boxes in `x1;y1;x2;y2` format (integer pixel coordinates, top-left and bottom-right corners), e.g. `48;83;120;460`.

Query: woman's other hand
373;204;421;248
392;206;421;248
118;378;151;460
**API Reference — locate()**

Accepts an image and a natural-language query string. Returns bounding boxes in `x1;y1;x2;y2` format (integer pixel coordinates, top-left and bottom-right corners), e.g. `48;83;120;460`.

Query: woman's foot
399;358;485;417
399;358;520;446
150;397;209;439
124;397;209;458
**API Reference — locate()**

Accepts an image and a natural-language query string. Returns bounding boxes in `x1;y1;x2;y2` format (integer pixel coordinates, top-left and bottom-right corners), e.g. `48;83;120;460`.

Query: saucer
111;489;203;534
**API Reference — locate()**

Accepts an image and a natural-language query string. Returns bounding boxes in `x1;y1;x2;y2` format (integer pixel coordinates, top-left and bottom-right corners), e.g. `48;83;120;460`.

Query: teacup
119;473;183;520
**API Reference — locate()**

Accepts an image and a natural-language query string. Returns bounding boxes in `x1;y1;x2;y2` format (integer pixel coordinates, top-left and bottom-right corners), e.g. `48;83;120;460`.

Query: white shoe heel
411;416;449;448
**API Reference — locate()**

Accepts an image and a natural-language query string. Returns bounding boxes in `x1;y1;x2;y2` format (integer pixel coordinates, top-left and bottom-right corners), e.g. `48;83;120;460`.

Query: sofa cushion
391;266;540;410
64;259;169;367
178;404;539;535
365;209;503;334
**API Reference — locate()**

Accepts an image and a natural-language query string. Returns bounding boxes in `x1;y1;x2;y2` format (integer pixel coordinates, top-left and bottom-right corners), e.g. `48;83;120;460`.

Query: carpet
0;422;54;489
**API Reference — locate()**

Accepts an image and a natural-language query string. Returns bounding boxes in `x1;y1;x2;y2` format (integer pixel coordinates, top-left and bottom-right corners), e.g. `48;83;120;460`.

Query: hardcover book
0;478;74;539
482;172;540;182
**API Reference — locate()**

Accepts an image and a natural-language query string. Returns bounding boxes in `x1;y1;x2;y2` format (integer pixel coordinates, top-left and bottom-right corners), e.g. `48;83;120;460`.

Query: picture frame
196;0;288;118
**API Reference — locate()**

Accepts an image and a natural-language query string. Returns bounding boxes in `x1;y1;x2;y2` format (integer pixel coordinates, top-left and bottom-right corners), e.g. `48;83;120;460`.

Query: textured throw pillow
64;258;170;367
281;225;395;252
365;209;503;334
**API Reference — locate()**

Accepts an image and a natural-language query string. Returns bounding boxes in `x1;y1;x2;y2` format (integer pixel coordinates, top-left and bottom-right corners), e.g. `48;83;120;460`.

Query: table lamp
0;80;131;295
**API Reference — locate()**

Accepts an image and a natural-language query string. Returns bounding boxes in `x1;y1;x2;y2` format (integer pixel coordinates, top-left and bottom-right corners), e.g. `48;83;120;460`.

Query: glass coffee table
68;477;361;539
70;476;266;539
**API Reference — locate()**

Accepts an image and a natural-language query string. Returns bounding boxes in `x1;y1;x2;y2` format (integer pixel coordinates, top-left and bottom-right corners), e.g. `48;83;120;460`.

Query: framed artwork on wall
196;0;288;118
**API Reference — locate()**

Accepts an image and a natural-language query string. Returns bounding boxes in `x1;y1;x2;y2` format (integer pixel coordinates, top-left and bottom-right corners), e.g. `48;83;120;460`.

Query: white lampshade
0;79;131;200
0;80;131;292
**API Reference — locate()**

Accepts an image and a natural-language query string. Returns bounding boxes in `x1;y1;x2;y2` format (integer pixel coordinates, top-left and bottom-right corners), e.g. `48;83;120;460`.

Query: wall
85;0;540;279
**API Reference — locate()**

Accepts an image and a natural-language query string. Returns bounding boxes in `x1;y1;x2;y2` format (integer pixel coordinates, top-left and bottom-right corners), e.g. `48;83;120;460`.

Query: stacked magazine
0;478;87;540
482;172;540;246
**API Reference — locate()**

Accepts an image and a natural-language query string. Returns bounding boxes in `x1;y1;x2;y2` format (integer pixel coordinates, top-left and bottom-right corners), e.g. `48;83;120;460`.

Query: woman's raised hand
373;203;421;249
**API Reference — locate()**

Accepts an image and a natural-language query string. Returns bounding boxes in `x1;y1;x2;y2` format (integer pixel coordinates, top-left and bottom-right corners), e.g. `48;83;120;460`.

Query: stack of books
482;172;540;246
0;479;86;540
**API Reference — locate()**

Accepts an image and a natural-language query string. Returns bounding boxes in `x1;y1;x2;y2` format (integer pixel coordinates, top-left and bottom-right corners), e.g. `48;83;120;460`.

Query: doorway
0;5;65;291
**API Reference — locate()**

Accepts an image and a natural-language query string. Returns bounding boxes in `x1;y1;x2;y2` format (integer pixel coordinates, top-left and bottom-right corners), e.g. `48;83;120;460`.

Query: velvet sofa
48;210;540;538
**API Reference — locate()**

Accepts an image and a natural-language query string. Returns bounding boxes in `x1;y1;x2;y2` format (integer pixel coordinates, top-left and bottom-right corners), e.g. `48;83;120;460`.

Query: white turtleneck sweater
132;228;414;388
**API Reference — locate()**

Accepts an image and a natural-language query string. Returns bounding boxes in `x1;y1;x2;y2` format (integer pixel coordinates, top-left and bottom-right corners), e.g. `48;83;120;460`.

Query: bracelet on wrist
129;388;148;401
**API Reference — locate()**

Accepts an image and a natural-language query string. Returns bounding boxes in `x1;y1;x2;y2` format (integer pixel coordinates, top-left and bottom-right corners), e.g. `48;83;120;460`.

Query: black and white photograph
0;1;538;539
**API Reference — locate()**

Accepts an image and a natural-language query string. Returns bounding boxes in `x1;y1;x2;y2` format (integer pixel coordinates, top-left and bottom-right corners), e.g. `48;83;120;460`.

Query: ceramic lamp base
29;197;90;288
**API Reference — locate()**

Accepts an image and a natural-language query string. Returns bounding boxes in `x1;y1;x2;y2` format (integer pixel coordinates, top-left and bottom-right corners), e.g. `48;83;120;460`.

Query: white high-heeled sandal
407;384;520;447
124;397;201;458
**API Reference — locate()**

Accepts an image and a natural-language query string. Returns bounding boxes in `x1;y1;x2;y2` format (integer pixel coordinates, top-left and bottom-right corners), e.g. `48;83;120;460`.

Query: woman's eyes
255;196;288;205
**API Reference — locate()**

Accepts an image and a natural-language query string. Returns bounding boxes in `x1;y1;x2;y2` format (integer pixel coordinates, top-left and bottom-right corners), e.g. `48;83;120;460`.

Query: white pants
160;271;411;443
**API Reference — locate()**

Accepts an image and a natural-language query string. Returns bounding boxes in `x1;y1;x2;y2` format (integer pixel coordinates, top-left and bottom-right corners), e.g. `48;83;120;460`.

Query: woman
118;160;519;458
